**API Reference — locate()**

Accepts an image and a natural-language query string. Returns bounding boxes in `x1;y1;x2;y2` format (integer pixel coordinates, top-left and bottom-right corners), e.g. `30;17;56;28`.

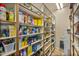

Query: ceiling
32;3;70;13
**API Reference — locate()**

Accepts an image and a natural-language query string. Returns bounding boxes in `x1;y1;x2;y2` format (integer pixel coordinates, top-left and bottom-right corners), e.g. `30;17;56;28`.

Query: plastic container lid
0;4;6;7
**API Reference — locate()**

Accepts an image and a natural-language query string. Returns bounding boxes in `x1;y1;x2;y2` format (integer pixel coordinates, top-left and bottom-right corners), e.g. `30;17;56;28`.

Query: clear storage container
2;42;15;53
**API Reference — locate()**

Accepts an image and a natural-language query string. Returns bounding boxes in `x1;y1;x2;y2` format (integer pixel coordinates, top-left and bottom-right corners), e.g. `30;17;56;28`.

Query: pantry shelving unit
69;3;79;56
0;4;17;56
43;17;55;56
0;3;55;56
50;20;56;56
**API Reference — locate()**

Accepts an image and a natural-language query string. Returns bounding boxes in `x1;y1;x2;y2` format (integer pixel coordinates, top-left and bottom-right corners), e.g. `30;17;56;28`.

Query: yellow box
38;19;42;26
34;19;38;26
9;26;16;37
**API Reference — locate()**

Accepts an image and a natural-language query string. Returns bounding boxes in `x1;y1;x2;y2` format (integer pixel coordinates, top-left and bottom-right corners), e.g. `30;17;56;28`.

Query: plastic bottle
19;10;24;23
0;4;6;20
9;8;14;22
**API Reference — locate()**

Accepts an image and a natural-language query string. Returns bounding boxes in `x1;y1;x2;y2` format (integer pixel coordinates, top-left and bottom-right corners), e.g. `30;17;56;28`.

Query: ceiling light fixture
56;3;63;10
60;3;63;9
56;3;60;10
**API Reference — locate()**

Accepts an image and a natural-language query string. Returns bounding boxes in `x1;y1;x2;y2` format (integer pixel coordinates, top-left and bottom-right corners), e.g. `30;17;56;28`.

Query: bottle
9;8;14;22
0;4;6;20
6;11;9;21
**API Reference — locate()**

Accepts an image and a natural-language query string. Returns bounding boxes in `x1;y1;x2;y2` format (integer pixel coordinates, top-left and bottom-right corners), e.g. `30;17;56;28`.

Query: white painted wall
53;7;70;49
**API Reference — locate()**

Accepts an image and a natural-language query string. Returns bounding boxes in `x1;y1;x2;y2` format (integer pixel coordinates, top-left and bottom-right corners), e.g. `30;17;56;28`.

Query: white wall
53;7;70;49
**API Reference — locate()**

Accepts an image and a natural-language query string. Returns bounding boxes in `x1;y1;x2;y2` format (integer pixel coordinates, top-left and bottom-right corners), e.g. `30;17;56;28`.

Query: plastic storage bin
2;42;15;52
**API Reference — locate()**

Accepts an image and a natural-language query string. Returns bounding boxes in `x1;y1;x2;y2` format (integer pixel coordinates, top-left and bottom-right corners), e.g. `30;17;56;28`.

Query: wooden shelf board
44;35;51;39
19;32;43;37
19;45;28;50
20;23;43;27
44;40;50;45
44;48;51;55
32;40;42;45
0;20;16;25
0;36;16;40
1;50;16;56
44;44;51;51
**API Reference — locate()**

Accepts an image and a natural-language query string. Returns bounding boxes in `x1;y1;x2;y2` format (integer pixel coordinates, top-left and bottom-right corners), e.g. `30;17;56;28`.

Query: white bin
3;42;15;53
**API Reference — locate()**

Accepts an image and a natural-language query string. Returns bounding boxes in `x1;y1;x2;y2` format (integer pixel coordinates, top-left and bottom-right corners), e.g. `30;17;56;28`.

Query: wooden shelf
68;32;79;39
52;40;55;44
44;34;54;40
44;35;51;39
20;23;43;27
30;45;43;56
74;34;79;38
51;34;54;36
19;45;28;50
32;40;42;45
0;36;16;40
44;40;50;45
19;32;44;37
44;44;51;51
44;47;51;55
1;50;16;56
0;20;16;25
